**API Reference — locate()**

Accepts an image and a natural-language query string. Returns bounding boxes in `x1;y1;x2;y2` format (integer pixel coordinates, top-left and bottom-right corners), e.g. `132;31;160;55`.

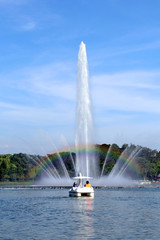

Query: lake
1;186;160;240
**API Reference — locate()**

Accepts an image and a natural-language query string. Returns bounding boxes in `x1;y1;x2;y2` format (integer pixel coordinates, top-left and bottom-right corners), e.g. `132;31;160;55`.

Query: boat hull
69;187;94;197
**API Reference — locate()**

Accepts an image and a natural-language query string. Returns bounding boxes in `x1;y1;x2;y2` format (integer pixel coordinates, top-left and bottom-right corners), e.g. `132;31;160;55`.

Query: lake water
1;186;160;240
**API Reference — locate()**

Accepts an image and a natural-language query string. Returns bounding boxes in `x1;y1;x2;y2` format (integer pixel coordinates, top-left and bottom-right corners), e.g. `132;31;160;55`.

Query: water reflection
2;188;160;239
72;197;94;239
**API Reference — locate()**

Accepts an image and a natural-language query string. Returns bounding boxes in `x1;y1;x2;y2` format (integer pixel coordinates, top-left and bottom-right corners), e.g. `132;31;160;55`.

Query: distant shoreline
1;183;160;190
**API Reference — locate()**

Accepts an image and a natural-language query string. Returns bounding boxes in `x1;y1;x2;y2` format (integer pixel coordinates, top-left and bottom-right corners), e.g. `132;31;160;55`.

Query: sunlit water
1;187;160;240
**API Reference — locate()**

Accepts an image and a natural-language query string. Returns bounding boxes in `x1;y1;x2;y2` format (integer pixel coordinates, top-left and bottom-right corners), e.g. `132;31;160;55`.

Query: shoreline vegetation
1;143;160;184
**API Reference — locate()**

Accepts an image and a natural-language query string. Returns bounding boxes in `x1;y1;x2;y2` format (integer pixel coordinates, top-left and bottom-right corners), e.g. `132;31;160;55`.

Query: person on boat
73;182;78;187
85;180;91;187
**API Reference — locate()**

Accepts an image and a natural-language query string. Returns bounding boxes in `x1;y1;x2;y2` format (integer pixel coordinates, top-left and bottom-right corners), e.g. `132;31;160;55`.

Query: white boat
69;173;94;197
139;180;152;185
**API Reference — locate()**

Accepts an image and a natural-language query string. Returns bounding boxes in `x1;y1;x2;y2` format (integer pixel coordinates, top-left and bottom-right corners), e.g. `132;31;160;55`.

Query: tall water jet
75;41;98;177
37;42;144;187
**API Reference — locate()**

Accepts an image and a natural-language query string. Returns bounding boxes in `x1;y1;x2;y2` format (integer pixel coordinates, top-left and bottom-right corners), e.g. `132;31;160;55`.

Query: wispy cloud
0;0;27;5
21;21;37;31
93;40;160;61
2;64;160;115
2;62;76;100
0;100;74;127
116;41;160;56
1;62;160;151
92;71;160;89
0;65;75;132
91;70;160;114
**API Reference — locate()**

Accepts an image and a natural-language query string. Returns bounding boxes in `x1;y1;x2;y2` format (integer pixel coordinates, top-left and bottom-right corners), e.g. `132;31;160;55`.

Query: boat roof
73;176;93;179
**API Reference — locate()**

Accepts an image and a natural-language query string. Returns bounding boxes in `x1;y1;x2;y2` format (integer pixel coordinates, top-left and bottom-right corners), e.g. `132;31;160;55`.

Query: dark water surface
1;187;160;240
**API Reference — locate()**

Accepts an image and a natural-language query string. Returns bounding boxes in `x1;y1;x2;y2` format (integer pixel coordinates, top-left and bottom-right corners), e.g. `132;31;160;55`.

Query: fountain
37;42;98;187
37;42;143;187
75;41;98;178
97;144;143;186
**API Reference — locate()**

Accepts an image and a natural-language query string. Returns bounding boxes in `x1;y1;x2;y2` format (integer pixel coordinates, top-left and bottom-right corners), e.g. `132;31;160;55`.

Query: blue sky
0;0;160;154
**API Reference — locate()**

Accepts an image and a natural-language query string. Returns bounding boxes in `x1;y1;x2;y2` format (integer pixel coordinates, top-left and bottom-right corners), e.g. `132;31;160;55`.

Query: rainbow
32;144;142;181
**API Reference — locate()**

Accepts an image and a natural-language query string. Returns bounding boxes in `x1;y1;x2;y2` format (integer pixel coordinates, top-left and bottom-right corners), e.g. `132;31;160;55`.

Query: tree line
1;143;160;182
